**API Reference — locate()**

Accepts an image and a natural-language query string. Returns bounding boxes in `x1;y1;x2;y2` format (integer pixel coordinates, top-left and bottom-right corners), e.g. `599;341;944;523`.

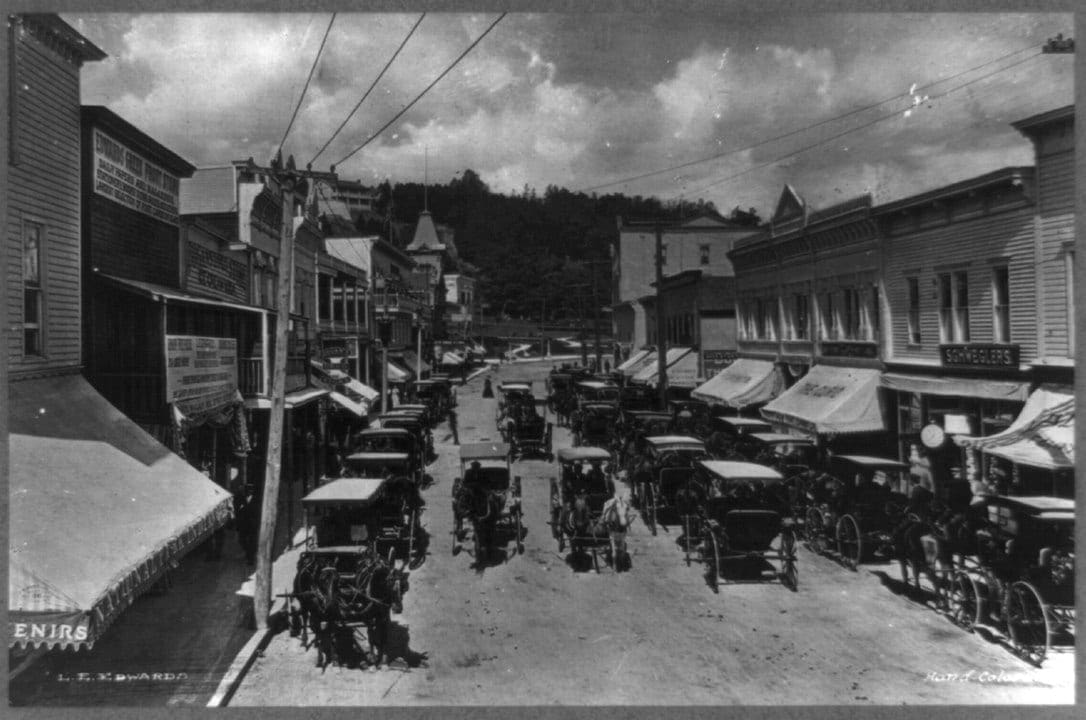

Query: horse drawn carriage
618;383;657;413
802;455;912;570
680;460;798;592
377;409;434;463
667;399;713;439
549;447;634;572
572;401;621;450
627;435;709;536
411;378;453;421
945;494;1074;665
287;477;412;669
451;443;524;564
497;387;553;460
349;427;425;485
574;379;620;407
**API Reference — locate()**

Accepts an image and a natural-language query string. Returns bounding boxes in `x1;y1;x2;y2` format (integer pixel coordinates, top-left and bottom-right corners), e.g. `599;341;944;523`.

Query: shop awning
243;387;330;410
9;375;233;651
616;348;652;373
396;350;431;376
441;351;465;366
310;360;379;406
385;361;410;383
619;350;661;378
631;347;693;385
881;372;1029;402
329;391;368;417
955;385;1074;469
761;365;886;436
691;358;785;409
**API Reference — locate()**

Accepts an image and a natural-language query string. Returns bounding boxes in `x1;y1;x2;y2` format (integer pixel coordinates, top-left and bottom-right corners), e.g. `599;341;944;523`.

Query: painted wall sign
165;335;238;414
821;341;878;359
92;129;181;225
940;344;1020;369
321;336;357;360
184;241;248;303
702;349;737;375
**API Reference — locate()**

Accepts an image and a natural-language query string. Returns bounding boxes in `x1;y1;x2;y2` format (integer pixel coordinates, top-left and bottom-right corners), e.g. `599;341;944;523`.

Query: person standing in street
448;405;460;445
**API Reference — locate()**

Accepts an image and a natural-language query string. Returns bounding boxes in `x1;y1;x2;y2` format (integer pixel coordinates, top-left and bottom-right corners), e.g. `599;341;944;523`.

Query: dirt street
230;360;1074;706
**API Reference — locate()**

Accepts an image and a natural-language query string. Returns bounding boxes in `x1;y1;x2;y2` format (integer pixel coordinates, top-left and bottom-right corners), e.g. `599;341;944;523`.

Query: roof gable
406;211;445;251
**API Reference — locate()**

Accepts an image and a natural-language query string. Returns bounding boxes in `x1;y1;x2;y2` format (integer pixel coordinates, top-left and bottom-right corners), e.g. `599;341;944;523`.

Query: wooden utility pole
655;223;668;409
253;157;298;630
591;260;602;370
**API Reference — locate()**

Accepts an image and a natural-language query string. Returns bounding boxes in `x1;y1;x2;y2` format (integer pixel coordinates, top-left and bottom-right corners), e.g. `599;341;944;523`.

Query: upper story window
790;293;809;340
699;244;710;265
991;266;1010;343
819;291;836;340
842;287;861;340
907;277;921;345
939;271;970;343
23;221;43;356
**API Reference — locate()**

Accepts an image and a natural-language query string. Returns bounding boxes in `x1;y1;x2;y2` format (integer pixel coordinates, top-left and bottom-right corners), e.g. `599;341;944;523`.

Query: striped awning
761;365;886;436
955;385;1074;469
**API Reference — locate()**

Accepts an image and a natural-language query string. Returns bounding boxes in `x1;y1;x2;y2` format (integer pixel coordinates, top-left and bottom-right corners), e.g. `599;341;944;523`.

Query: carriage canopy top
715;417;774;431
831;455;909;471
576;380;617;390
345;452;411;463
645;435;705;449
358;427;412;438
748;433;816;446
302;478;388;506
984;495;1074;514
698;460;785;483
392;403;429;411
556;447;613;463
379;408;426;418
460;442;512;462
499;383;533;393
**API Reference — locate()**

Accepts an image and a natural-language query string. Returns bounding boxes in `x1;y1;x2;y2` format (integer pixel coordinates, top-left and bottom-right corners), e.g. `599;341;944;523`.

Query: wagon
684;460;798;592
392;402;432;427
451;442;523;564
498;393;553;460
334;459;428;568
614;410;673;468
377;411;434;462
496;381;536;428
288;477;412;668
573;401;620;450
628;435;709;536
945;495;1074;665
549;447;632;572
411;379;452;420
574;379;620;407
350;428;424;485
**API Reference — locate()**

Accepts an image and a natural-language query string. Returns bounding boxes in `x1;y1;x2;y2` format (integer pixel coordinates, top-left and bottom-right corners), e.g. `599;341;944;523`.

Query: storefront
629;347;693;385
691;358;786;411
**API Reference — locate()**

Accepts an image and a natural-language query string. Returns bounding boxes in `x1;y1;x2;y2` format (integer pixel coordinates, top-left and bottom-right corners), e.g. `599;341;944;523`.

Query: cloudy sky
67;10;1073;217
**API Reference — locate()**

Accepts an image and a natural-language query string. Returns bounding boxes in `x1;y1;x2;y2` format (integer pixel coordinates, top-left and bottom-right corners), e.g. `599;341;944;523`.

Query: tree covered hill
359;169;759;321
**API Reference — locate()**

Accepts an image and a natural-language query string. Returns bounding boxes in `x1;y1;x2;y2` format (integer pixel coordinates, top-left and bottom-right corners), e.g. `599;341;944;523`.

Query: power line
673;51;1045;200
334;13;506;168
276;13;337;161
578;42;1041;194
310;14;426;167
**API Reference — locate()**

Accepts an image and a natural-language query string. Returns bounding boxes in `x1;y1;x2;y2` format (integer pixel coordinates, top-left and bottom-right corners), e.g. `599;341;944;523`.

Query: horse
291;551;409;669
453;481;506;565
560;492;637;571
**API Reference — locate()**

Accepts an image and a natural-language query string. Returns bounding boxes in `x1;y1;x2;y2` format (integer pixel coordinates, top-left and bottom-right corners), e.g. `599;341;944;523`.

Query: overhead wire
673;50;1046;199
578;42;1042;194
310;13;427;167
333;13;506;168
276;13;337;161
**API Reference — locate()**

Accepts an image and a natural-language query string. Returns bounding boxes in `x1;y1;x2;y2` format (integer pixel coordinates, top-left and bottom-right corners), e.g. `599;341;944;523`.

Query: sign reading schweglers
93;128;181;225
165;336;238;415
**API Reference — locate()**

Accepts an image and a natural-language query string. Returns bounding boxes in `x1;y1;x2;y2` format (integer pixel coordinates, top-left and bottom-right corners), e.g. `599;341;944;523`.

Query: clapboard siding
6;21;85;375
883;201;1036;364
86;196;180;286
1036;148;1074;358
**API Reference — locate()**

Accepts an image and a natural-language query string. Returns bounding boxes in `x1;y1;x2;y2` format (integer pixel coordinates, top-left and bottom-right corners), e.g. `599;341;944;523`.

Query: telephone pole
252;154;335;630
654;223;668;409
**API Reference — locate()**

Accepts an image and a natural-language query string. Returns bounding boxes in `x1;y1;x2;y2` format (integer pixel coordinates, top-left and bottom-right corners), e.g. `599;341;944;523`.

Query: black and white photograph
4;4;1078;709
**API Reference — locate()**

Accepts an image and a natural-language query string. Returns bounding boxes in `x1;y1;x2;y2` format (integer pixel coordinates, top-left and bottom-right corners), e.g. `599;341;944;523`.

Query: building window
789;293;809;340
1066;249;1075;355
907;277;921;344
760;298;777;341
871;283;880;341
753;298;765;339
842;287;861;340
23;222;43;356
699;244;710;265
819;291;836;340
992;266;1010;343
939;271;970;342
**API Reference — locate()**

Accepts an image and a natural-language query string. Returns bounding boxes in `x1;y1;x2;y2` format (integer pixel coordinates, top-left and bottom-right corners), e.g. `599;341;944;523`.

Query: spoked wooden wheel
643;484;657;536
836;514;862;571
780;528;798;591
804;507;825;554
948;571;980;631
1005;581;1050;666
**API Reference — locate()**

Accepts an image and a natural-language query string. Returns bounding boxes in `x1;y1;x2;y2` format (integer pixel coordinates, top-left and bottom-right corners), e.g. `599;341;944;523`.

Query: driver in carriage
584;459;608;496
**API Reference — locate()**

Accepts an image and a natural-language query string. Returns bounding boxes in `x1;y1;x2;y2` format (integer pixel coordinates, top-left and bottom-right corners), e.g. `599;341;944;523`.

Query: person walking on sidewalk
448;406;460;445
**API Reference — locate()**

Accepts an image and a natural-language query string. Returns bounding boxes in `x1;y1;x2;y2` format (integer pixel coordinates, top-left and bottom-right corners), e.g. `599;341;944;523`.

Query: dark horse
453;481;505;566
290;550;409;669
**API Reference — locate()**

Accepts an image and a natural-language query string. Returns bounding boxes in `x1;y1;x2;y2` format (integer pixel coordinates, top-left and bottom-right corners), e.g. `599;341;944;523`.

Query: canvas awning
691;358;784;409
880;372;1029;402
396;350;431;376
631;347;693;385
761;365;886;436
619;349;660;378
441;351;465;366
955;385;1074;470
616;348;652;373
9;375;233;651
329;391;367;417
385;361;410;383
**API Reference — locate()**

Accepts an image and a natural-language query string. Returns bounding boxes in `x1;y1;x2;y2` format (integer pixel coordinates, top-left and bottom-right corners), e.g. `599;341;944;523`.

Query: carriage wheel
804;507;825;554
780;528;798;591
836;514;862;571
515;509;524;554
683;515;692;566
643;484;657;536
701;529;720;593
1005;581;1050;666
948;571;980;632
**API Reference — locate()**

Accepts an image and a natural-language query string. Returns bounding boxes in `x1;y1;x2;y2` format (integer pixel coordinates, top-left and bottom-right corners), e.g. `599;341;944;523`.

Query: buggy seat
722;509;782;552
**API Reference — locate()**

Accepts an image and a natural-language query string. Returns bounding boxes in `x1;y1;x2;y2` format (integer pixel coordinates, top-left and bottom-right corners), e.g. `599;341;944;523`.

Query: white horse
564;493;636;572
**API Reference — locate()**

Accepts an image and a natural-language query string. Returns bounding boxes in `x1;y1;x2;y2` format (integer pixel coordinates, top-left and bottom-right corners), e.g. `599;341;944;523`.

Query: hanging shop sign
320;336;358;360
940;344;1020;369
165;335;238;415
184;241;248;303
702;349;737;376
92;128;181;225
